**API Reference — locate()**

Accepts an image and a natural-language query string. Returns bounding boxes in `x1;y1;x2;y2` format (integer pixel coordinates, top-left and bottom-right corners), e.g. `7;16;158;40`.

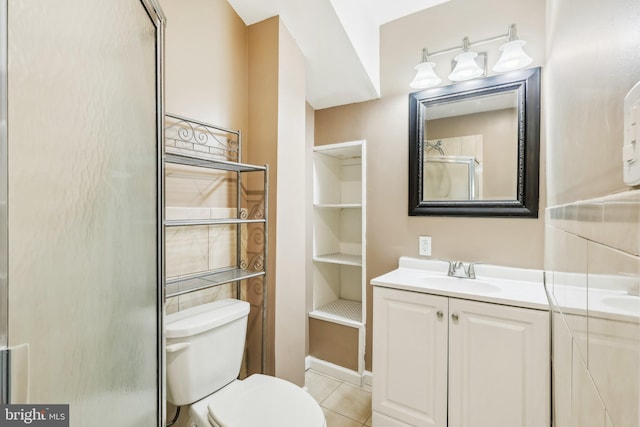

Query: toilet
166;298;326;427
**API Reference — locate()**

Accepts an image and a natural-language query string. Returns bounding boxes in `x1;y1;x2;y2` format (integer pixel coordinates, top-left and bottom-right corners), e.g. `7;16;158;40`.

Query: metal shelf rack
164;113;268;372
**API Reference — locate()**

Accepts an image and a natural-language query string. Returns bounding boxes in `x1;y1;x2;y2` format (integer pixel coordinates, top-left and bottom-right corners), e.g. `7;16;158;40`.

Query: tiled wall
165;164;238;314
165;206;237;314
545;190;640;427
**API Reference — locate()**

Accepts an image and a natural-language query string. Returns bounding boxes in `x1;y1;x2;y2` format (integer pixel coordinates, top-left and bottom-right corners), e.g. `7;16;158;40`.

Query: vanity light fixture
410;24;533;89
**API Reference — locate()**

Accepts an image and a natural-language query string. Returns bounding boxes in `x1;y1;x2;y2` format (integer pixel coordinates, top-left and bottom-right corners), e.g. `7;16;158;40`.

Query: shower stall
0;0;165;425
423;137;483;201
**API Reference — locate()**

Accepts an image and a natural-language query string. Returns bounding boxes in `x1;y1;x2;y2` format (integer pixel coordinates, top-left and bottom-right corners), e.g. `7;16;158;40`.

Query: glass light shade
409;61;441;89
448;51;484;82
492;40;533;73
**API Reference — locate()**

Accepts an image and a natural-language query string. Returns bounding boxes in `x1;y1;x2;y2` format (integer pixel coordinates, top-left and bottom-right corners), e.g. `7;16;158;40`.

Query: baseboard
305;356;369;387
362;370;373;387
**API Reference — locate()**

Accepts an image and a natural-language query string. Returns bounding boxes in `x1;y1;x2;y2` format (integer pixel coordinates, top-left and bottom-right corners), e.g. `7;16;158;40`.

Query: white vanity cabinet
372;287;448;427
372;285;550;427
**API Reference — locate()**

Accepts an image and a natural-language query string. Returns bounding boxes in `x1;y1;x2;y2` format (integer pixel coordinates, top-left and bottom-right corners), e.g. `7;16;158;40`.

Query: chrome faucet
445;260;478;279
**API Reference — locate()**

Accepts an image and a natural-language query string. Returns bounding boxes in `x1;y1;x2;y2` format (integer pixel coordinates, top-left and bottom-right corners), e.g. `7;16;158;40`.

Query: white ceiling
226;0;450;109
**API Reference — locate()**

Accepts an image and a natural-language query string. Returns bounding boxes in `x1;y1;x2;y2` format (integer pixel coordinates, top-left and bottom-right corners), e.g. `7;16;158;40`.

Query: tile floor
305;369;372;427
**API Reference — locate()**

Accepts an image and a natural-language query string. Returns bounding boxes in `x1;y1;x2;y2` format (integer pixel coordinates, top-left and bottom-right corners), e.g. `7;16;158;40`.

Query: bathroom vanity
371;257;550;427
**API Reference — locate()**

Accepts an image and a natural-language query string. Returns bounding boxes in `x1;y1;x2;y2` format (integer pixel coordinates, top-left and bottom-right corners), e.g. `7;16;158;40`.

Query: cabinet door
448;299;549;427
373;287;448;427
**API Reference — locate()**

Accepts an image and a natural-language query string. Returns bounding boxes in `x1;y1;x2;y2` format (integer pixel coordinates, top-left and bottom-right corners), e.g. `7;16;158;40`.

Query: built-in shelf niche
309;140;366;376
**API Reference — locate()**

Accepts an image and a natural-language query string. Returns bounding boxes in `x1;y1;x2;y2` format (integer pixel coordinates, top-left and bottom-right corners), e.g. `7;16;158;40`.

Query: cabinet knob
436;310;443;319
451;313;459;321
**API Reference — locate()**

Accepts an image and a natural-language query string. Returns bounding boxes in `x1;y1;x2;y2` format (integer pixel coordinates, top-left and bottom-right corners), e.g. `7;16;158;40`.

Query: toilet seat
204;374;325;427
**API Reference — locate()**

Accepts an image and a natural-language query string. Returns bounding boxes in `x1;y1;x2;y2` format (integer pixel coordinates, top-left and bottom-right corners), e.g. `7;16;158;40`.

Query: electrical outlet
419;236;432;256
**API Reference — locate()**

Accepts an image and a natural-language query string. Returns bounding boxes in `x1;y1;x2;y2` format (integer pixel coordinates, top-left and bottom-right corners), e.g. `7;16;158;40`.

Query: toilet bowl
189;374;325;427
166;299;325;427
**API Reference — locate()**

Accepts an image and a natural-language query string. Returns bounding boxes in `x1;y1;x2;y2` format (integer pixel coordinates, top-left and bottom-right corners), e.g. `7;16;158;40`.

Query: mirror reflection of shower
426;139;445;155
423;136;483;201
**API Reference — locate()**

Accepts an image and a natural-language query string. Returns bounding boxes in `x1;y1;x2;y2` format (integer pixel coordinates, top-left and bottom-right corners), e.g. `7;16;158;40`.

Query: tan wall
273;19;308;386
309;319;359;371
247;16;279;377
544;0;640;426
161;0;248;133
315;0;546;371
247;17;308;386
160;0;249;314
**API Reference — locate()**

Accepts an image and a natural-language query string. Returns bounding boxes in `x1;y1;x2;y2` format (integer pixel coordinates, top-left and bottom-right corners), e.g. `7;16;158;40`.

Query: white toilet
166;298;326;427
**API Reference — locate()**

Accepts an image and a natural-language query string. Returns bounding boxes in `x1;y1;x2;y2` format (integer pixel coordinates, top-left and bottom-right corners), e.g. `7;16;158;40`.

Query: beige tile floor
305;369;372;427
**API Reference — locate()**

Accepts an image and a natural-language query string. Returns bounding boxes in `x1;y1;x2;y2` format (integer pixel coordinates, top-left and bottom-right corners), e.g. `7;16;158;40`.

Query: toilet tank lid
166;299;250;339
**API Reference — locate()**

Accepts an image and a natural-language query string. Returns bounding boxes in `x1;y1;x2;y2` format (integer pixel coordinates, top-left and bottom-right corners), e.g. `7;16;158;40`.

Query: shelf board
309;299;363;328
313;140;364;160
165;218;265;227
166;268;265;298
314;203;362;209
313;253;362;266
165;152;266;173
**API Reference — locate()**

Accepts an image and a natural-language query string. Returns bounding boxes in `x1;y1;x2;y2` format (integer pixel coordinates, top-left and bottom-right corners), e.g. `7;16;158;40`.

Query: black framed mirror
408;67;541;217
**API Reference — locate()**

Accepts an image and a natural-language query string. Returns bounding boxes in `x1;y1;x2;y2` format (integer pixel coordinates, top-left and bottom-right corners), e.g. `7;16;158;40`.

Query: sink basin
601;295;640;313
421;276;501;293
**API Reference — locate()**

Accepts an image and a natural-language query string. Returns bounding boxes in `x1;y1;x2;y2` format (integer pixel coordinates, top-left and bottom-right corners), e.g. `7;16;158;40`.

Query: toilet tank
166;298;250;406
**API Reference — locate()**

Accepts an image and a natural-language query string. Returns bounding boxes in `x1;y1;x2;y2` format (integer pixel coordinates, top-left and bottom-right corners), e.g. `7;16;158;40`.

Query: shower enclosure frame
0;2;167;426
423;155;479;201
144;1;167;425
0;0;8;403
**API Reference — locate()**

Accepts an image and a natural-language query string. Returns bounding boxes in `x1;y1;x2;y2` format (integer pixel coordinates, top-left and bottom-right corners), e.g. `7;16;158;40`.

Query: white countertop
552;284;639;322
371;257;549;311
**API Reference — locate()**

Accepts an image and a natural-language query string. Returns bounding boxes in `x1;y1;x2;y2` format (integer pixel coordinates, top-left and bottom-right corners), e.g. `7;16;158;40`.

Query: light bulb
448;51;483;82
492;40;533;73
410;61;441;89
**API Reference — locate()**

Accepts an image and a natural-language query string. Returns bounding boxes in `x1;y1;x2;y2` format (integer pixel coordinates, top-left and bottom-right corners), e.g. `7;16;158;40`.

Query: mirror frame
408;67;541;217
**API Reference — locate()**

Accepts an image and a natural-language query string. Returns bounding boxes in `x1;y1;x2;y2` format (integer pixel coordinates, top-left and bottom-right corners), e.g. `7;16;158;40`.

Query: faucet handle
433;258;457;276
464;262;483;279
446;260;457;276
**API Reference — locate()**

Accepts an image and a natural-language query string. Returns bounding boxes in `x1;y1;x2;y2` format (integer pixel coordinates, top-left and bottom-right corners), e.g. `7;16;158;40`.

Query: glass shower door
1;0;164;425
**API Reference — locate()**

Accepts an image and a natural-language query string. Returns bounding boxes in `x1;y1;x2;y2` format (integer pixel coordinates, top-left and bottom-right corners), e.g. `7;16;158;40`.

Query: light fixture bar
426;27;513;59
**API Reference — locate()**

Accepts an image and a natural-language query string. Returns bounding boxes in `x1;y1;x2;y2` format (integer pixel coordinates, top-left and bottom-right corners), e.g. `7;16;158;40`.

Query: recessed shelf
309;298;363;328
313;140;363;159
314;204;362;209
310;140;366;374
166;267;265;298
313;253;362;266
